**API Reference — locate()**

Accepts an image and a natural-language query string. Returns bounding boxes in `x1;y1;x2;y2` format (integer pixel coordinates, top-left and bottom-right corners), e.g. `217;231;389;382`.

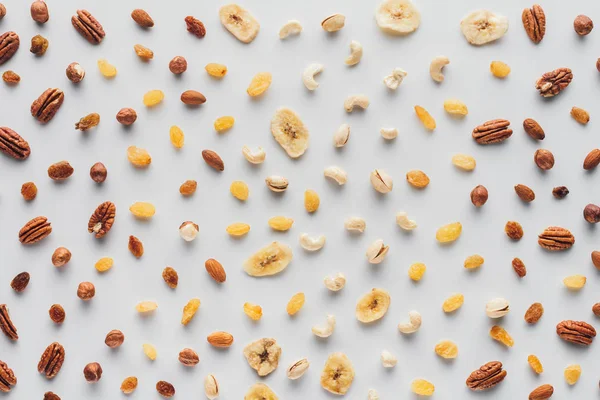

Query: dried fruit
94;257;113;272
49;304;65;324
512;258;527;277
505;221;523;240
473;119;512;144
135;301;158;313
30;34;48;56
536;68;572;97
181;298;201;325
179;180;197;196
162;267;178;288
90;162;107;183
414;105;436;130
247;72;271;96
243;338;281;376
286;292;305;315
523;118;545;140
563;274;586;290
574;15;593;36
178;348;199;367
304;189;320;212
202;149;224;171
528;354;543;374
230;181;249;200
205;63;227;78
143;90;164;107
244;383;277;399
97;59;116;78
411;379;435;396
444;99;468;116
406;169;430;188
355;288;391;323
375;0;421;35
522;5;546;43
10;272;30;292
169;125;184;148
156;381;175;398
460;10;508;45
121;377;138;394
442;293;464;313
268;216;294;232
2;70;20;84
564;364;581;385
490;325;514;347
436;222;462;243
244;302;262;321
219;4;259;43
214;116;234;132
77;282;95;300
464;254;484;269
538;226;575;251
435;340;458;359
71;10;104;44
185;16;206;38
408;262;426;281
552;186;569;198
128;235;143;258
129;202;155;218
127;146;151;167
270;107;309;158
490;61;511;78
320;352;355;395
20;182;37;200
88;201;116;239
524;302;544;324
47;161;74;180
75;113;100;131
132;44;153;61
466;361;506;391
243;242;293;277
226;222;250;237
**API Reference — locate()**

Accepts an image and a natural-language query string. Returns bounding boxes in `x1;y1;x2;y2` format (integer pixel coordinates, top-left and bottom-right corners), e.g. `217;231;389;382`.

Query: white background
1;0;600;398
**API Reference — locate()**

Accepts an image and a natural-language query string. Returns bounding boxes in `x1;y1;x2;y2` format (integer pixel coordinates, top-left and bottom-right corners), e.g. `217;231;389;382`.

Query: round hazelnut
77;282;95;301
597;58;600;73
0;4;6;19
584;204;600;224
574;15;593;36
83;362;102;382
116;108;137;125
534;149;555;170
30;0;49;23
52;247;71;267
169;56;187;74
21;181;37;201
49;304;65;324
104;329;125;348
179;221;199;242
66;62;85;83
470;185;488;207
90;162;107;183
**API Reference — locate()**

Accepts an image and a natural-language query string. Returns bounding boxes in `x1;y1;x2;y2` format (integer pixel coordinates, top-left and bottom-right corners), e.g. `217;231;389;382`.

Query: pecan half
472;119;512;144
466;361;507;391
522;5;546;44
19;216;52;244
0;127;30;160
535;68;573;97
31;88;64;123
71;10;105;44
0;305;17;340
523;118;545;140
556;320;596;346
0;31;19;65
538;226;574;251
0;360;17;392
38;342;65;379
88;201;116;238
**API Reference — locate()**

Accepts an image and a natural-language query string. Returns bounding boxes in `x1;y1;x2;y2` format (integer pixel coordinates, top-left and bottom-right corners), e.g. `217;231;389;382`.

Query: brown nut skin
44;392;61;400
83;362;102;382
52;247;71;267
90;162;107;183
169;56;187;74
104;329;125;348
523;118;545;140
156;381;175;398
77;282;95;300
597;58;600;73
0;4;6;19
514;184;535;202
584;149;600;170
592;302;600;317
21;182;37;200
470;185;488;207
116;108;137;125
10;271;30;292
592;251;600;270
30;0;49;23
2;70;20;84
574;15;593;36
552;186;569;199
49;304;65;324
505;221;524;240
185;16;206;38
131;9;154;28
584;204;600;224
66;62;85;83
534;149;554;170
48;161;74;180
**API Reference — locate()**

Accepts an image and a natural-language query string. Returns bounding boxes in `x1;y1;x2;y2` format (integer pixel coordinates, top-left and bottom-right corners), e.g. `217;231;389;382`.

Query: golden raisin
230;181;249;201
442;293;464;313
406;170;430;188
527;355;543;374
411;379;435;396
564;364;581;385
134;44;154;60
434;340;458;359
97;59;117;78
451;154;476;171
247;72;272;97
490;61;511;78
181;298;201;325
179;180;197;196
205;63;228;78
128;236;144;258
464;254;484;269
436;222;462;243
563;275;586;290
214;116;235;132
414;105;436;130
136;301;158;313
268;216;294;231
94;257;114;272
243;302;263;321
304;189;320;213
143;90;164;107
121;376;138;394
489;325;514;347
286;292;305;315
143;343;157;360
443;98;468;116
129;202;156;218
75;113;100;131
505;221;523;240
162;267;179;288
169;125;185;148
127;146;152;167
2;70;20;84
226;223;250;237
408;262;426;281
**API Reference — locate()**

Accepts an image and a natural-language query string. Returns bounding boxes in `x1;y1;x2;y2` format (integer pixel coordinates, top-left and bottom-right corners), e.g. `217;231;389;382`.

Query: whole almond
202;150;224;171
529;384;553;400
181;90;206;105
205;258;226;283
523;118;545;140
584;149;600;170
571;106;590;124
207;331;234;348
514;184;535;202
131;9;154;28
592;251;600;270
48;161;74;180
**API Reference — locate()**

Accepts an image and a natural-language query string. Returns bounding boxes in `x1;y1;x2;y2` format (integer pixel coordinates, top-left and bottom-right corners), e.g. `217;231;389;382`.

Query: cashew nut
398;310;422;334
333;123;350;147
380;127;398;140
430;56;450;83
323;166;347;185
323;272;346;291
368;389;380;400
344;217;366;233
302;63;324;91
344;40;363;66
383;68;407;90
344;95;370;112
299;233;326;251
380;350;397;368
279;20;303;39
242;145;266;164
311;314;336;337
396;211;417;230
366;239;389;264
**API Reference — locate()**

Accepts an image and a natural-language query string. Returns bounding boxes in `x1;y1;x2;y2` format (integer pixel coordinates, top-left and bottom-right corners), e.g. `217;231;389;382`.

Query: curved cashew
279;20;303;39
368;389;380;400
396;211;417;230
380;127;398;140
333;123;350;147
344;40;363;66
383;68;407;90
242;145;266;164
324;272;346;291
398;310;422;334
302;63;324;91
323;166;347;185
299;233;326;251
344;95;370;112
380;350;397;368
312;314;336;337
366;239;389;264
430;56;450;83
344;217;366;233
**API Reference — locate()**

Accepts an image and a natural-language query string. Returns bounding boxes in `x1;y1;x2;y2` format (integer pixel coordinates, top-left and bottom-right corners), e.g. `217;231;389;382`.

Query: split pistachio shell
322;13;345;32
204;374;219;399
286;358;310;379
370;169;393;193
324;166;347;185
299;233;326;251
366;239;389;264
486;297;510;318
265;175;288;192
333;124;350;147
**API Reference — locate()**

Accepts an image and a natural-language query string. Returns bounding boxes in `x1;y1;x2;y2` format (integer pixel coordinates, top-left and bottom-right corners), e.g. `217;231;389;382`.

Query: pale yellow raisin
268;216;294;231
143;343;157;360
134;44;154;60
451;154;476;171
414;106;436;130
563;274;586;290
489;325;514;347
436;222;462;243
490;61;511;78
406;170;430;188
226;223;250;237
230;181;249;201
135;301;158;313
464;254;484;269
411;379;435;396
527;355;543;374
408;263;426;281
286;292;305;315
143;90;164;107
443;98;468;116
181;298;201;325
95;257;113;272
169;126;184;148
564;364;581;385
127;146;152;167
442;293;464;313
247;72;272;97
243;302;263;321
434;340;458;359
304;189;320;213
205;63;228;78
97;59;117;78
129;202;155;218
214;116;235;132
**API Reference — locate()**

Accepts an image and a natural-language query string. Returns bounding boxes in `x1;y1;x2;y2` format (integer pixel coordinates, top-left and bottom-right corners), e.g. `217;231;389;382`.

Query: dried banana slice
243;338;282;376
460;10;508;45
243;242;292;277
219;4;260;44
244;383;279;400
355;288;391;323
271;107;310;158
375;0;421;35
320;352;355;395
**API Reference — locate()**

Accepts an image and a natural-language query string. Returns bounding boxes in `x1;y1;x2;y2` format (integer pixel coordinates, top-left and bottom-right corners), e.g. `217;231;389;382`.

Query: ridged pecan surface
537;226;574;251
535;68;572;97
0;360;17;392
0;305;17;340
522;5;546;43
556;320;596;346
31;88;64;123
0;127;30;160
466;361;507;391
88;201;116;238
37;342;65;379
71;10;105;44
0;31;19;65
19;216;52;244
472;119;512;144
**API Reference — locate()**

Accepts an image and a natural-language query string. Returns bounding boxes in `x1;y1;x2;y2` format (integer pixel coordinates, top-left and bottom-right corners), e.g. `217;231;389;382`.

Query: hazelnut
104;329;125;348
470;185;488;207
30;0;49;23
49;304;65;324
83;362;102;382
66;62;85;83
179;221;199;242
21;181;37;201
534;149;555;170
90;162;107;183
116;108;137;125
169;56;187;74
52;247;71;267
77;282;95;301
584;204;600;224
574;15;593;36
552;186;569;199
0;4;6;19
